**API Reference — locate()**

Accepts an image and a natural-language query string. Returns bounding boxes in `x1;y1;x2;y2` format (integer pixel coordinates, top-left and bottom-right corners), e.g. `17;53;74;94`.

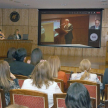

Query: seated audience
21;60;62;108
70;59;103;89
0;60;20;106
6;104;28;108
4;47;16;63
48;56;68;90
9;48;34;76
27;48;43;66
65;82;92;108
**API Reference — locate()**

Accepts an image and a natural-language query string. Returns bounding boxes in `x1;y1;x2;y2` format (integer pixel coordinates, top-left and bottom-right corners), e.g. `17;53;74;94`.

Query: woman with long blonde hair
0;60;20;106
70;59;102;88
21;60;62;108
48;56;67;90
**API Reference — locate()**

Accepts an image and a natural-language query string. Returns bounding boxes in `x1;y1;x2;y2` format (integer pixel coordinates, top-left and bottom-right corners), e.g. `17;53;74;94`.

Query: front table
0;40;33;57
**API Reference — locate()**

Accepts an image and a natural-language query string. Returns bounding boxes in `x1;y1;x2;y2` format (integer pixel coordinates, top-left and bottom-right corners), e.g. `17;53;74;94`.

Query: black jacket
9;60;34;76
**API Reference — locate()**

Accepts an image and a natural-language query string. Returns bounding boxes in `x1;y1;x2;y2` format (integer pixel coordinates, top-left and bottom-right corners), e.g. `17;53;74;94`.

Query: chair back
9;89;48;108
14;74;28;88
53;93;66;108
53;78;64;92
60;70;71;80
0;89;6;108
67;80;100;108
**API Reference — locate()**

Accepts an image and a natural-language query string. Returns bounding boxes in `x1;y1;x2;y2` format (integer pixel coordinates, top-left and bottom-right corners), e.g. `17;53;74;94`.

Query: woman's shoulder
90;73;97;77
23;79;32;83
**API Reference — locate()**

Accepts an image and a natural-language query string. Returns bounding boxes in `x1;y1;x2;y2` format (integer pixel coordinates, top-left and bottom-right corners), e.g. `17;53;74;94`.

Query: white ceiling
0;0;108;9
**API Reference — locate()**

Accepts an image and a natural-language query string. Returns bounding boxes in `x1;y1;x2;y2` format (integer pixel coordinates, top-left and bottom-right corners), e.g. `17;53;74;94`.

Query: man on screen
64;19;73;44
90;19;100;29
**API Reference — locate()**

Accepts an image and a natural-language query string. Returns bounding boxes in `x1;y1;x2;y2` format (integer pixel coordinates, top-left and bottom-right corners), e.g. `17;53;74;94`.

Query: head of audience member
48;56;61;78
0;60;12;92
95;19;100;28
79;59;91;80
7;47;16;59
6;104;28;108
13;48;27;62
65;82;91;108
65;19;69;26
31;60;53;89
0;29;1;33
31;48;43;66
15;29;19;35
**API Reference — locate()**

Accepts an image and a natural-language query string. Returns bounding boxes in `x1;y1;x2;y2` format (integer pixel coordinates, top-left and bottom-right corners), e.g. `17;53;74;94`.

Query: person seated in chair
65;82;92;108
4;47;16;63
9;48;34;76
0;60;20;106
21;60;62;108
70;59;103;90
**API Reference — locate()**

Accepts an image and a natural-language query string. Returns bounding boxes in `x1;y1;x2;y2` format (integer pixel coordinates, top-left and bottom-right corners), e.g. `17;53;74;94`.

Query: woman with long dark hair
0;60;20;106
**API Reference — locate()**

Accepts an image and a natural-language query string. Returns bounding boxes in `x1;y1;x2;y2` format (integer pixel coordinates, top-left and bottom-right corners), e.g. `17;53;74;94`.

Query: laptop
23;34;28;40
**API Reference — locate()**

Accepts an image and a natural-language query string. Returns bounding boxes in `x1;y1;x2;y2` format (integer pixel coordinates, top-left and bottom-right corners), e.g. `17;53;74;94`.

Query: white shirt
70;72;103;89
21;79;62;108
16;35;19;39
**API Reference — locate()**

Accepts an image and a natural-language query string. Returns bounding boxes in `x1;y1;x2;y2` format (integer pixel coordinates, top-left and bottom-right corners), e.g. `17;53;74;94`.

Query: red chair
60;70;71;80
53;78;64;92
14;74;28;87
53;93;67;108
9;89;48;108
0;89;6;108
67;80;100;108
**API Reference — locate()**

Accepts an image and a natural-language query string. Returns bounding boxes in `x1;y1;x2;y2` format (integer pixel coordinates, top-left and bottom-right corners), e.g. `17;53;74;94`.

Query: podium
54;28;67;44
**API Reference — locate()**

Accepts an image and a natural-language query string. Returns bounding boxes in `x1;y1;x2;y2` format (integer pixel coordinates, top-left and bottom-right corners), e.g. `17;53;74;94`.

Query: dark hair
0;29;1;31
7;47;16;59
13;48;27;62
65;83;92;108
31;48;43;66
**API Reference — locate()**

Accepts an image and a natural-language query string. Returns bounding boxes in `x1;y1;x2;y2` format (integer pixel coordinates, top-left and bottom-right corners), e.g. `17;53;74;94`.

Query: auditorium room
0;0;108;108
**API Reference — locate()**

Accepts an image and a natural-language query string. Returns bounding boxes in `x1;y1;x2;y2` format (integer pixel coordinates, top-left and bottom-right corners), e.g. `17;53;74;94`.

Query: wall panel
29;9;38;26
0;9;2;26
3;9;28;26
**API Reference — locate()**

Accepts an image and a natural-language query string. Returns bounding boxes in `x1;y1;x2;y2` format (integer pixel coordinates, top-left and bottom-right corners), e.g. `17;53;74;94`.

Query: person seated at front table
21;60;62;108
9;48;34;76
14;29;21;40
70;59;103;89
0;29;5;40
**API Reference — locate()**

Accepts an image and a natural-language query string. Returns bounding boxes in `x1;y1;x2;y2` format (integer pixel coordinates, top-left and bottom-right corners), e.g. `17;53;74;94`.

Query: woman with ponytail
70;59;102;89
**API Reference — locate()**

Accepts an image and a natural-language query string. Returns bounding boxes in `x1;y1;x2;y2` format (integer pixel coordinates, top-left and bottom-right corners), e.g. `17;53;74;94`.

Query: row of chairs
13;72;103;108
0;83;108;108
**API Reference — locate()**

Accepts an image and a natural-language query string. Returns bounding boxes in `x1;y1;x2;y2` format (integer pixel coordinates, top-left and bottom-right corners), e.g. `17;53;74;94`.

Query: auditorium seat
53;78;64;93
60;70;71;80
14;74;28;88
53;93;66;108
0;89;6;108
68;80;100;108
9;89;48;108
